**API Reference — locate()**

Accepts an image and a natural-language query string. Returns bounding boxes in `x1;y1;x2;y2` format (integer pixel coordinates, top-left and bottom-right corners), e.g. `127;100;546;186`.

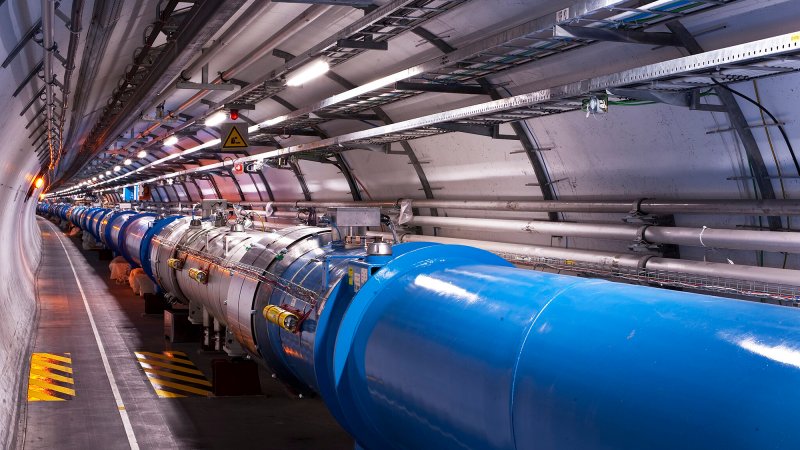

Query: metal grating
505;254;800;305
250;0;739;138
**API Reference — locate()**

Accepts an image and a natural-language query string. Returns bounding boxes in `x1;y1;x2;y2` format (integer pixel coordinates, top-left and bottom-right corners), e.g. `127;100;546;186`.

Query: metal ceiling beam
273;0;375;5
554;25;681;46
1;19;42;68
666;21;782;230
19;85;46;116
337;37;389;50
13;60;44;97
395;81;487;95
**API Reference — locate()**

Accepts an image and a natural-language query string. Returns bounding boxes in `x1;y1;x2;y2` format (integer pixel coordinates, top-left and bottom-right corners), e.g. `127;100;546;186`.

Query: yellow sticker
792;34;800;42
348;267;354;285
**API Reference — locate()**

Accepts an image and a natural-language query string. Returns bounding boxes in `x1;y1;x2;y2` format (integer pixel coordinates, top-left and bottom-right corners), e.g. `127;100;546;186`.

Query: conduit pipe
261;198;800;216
404;198;800;215
54;0;84;166
406;216;800;253
140;198;800;217
41;0;56;168
366;231;800;287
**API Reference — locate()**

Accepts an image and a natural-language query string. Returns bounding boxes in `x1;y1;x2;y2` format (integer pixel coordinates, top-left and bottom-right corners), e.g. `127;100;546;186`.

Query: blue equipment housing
37;202;800;449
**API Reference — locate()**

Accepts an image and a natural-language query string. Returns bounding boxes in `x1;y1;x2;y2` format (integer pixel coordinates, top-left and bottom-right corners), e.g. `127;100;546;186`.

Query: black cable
712;79;800;176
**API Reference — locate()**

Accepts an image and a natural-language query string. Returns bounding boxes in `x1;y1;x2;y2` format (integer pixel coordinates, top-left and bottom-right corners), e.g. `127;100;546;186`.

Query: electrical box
329;207;381;227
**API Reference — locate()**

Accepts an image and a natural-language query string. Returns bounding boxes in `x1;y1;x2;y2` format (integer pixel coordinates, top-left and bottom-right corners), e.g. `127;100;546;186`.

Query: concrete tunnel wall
0;174;41;448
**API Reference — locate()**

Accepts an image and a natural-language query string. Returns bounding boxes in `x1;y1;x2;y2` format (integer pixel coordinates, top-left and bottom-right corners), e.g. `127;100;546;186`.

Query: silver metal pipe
407;216;800;253
262;198;800;216
643;227;799;253
408;198;800;216
42;0;55;167
134;198;800;217
268;201;396;209
54;0;84;168
366;231;800;287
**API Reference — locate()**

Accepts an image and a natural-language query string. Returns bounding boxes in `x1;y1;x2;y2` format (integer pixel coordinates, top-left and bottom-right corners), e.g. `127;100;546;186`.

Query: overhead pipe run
365;231;800;289
403;198;800;216
41;0;56;169
404;216;800;254
265;198;800;216
133;197;800;217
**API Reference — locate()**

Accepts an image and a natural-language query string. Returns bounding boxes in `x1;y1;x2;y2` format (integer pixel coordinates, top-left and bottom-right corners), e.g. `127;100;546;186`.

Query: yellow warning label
222;125;248;148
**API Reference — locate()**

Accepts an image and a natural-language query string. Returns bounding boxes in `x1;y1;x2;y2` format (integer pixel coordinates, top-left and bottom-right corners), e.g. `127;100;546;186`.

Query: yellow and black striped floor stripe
27;353;75;402
134;350;212;398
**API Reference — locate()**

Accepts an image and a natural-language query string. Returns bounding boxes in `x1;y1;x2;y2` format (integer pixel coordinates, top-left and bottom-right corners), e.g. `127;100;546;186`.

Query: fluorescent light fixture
260;115;288;128
138;150;149;159
286;59;329;87
205;111;227;127
163;136;179;146
99;174;104;179
114;165;122;172
106;170;112;176
92;177;97;181
124;158;132;166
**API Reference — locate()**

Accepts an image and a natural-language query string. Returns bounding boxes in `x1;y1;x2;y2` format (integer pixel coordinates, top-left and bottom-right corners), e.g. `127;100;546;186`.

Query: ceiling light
205;111;227;127
138;150;149;159
34;177;44;189
163;136;178;146
99;174;104;179
260;115;287;128
124;158;132;166
114;165;122;172
106;170;112;176
92;177;97;181
286;59;329;87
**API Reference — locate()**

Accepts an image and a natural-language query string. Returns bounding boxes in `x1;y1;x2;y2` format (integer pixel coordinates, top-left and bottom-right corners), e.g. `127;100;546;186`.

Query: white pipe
366;231;800;287
407;216;800;253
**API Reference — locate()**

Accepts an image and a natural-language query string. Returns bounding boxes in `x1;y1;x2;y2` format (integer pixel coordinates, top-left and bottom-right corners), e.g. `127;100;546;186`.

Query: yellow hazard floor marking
135;357;204;375
143;367;212;386
29;367;74;384
135;351;213;398
36;352;72;363
136;351;193;364
147;377;213;396
154;389;186;399
30;359;73;374
27;353;75;402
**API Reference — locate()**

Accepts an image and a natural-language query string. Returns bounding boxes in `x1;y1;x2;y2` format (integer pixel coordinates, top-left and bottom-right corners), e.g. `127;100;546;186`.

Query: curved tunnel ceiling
5;0;800;276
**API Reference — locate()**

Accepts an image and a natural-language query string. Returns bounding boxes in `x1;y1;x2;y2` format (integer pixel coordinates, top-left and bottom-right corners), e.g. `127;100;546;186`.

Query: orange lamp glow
34;177;44;189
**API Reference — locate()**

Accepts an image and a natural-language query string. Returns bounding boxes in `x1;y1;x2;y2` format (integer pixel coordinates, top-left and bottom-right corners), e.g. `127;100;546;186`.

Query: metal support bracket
629;225;661;252
177;63;236;90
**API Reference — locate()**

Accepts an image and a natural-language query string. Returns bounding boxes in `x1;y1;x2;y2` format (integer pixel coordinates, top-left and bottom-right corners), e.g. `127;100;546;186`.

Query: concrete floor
23;218;354;449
